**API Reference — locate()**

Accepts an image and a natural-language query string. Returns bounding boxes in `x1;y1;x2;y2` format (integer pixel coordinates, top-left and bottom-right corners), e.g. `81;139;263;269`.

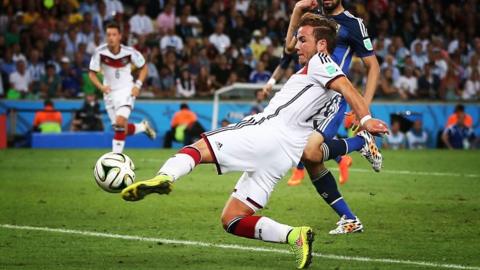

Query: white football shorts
104;89;135;124
202;122;294;212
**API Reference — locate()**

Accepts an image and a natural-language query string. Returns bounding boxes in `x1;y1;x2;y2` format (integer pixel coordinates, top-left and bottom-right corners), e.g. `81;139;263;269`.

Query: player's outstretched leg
126;120;157;140
121;145;203;201
306;164;363;234
222;197;314;269
287;162;306;186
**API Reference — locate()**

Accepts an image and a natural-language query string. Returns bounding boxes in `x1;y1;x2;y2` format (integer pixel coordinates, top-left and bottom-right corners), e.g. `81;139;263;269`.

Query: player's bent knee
191;138;214;163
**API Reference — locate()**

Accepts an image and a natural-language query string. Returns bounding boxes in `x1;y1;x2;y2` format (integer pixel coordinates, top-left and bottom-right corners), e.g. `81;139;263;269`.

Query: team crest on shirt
215;141;223;150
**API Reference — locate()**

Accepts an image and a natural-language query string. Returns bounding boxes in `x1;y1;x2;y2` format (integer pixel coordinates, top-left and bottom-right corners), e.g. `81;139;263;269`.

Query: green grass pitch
0;149;479;269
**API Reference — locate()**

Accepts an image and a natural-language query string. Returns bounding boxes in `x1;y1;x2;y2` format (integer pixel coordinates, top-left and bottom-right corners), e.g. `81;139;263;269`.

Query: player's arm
360;54;380;106
262;51;294;96
88;70;109;94
131;50;148;97
329;76;388;135
285;0;318;53
88;50;110;94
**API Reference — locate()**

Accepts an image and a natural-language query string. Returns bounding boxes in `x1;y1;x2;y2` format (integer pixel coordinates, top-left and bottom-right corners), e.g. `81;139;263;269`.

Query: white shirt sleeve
308;53;345;88
89;50;101;72
131;49;146;68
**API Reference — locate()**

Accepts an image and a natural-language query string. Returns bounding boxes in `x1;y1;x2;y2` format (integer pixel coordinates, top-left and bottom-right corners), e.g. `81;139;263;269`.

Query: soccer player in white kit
89;22;156;153
121;15;388;269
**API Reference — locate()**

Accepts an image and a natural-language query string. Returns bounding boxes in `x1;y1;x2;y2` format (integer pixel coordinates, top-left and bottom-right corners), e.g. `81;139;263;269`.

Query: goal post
211;83;284;130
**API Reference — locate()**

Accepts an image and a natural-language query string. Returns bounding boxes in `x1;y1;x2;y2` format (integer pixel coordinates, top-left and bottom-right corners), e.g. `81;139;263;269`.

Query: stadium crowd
0;0;479;101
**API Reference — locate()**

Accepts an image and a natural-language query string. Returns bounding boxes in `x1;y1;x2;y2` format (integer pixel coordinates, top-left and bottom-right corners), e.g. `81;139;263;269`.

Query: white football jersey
246;53;345;161
89;44;145;92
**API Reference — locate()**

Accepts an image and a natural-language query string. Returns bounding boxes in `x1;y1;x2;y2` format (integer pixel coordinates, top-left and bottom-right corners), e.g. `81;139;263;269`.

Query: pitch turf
0;149;479;269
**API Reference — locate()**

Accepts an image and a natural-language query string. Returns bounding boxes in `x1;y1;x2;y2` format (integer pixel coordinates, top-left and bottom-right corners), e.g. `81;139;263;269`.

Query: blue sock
296;162;304;169
311;169;356;219
323;136;365;163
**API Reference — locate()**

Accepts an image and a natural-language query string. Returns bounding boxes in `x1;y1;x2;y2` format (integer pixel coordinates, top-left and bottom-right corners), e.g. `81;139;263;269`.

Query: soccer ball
94;152;135;193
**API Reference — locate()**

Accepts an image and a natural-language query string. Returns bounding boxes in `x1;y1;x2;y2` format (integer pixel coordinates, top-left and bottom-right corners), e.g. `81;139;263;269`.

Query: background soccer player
121;15;388;269
89;22;156;153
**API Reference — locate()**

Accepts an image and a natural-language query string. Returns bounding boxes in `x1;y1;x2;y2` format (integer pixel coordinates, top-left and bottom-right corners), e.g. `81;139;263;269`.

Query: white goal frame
211;83;284;130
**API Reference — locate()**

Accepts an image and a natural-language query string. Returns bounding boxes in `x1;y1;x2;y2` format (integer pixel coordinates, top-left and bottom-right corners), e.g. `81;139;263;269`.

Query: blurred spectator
195;66;213;97
40;63;61;98
209;22;230;54
380;54;400;81
250;30;267;61
462;69;480;100
158;65;175;98
79;0;97;15
87;32;103;56
383;120;406;150
411;42;429;70
439;67;461;101
249;62;271;84
27;49;45;95
160;28;184;54
417;63;440;99
71;94;103;131
33;100;62;133
156;3;175;35
376;67;399;99
431;48;448;80
8;60;31;98
176;69;196;98
104;0;124;21
211;54;231;87
446;104;473;128
1;48;16;76
235;0;250;15
164;103;205;148
395;66;418;100
129;4;154;38
406;120;428;149
442;111;476;149
250;90;266;115
59;56;81;97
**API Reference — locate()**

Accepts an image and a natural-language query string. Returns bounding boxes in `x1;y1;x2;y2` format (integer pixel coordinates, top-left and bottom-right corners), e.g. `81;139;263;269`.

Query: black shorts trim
200;133;222;175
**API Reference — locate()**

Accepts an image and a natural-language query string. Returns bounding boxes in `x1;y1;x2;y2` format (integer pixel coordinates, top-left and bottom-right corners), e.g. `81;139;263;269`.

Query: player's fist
101;85;111;94
131;87;140;97
295;0;318;11
363;118;389;136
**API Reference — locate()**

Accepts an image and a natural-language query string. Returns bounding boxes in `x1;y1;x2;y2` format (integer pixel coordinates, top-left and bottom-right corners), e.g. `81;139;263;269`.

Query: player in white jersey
89;22;156;153
120;15;388;269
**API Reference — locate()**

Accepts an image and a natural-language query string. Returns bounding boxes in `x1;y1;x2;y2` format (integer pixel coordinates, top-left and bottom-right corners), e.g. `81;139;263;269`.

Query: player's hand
363;118;389;136
131;87;140;97
294;0;318;12
262;83;273;97
101;85;111;94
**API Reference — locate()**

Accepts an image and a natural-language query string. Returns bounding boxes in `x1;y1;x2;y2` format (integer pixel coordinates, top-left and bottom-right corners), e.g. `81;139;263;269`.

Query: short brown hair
106;22;121;33
298;13;338;54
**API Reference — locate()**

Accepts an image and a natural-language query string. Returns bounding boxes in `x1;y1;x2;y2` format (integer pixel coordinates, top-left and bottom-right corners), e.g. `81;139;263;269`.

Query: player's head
323;0;342;13
180;103;189;110
106;22;122;48
295;13;337;65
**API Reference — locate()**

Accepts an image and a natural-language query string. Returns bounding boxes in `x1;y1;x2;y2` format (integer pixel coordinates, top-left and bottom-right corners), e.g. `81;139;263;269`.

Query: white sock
112;139;125;153
158;153;196;181
254;217;293;243
134;123;146;134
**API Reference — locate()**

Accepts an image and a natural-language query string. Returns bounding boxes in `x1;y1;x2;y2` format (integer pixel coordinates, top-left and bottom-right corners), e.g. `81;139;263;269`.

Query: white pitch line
1;224;479;270
135;158;480;179
329;168;480;179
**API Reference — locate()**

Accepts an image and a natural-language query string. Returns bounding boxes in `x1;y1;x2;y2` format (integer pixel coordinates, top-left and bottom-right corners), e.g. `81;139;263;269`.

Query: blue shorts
313;95;346;140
